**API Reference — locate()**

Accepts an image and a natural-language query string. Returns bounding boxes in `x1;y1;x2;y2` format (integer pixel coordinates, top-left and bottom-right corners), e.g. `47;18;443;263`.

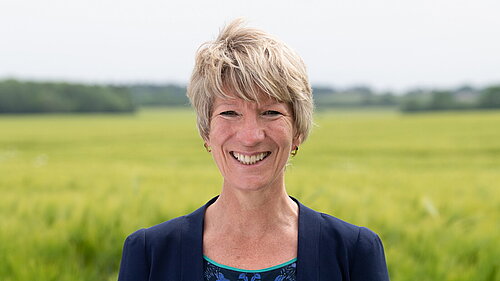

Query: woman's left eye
220;111;238;116
262;110;282;116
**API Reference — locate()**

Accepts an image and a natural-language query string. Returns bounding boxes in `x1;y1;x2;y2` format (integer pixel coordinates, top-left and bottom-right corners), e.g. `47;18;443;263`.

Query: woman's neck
204;182;298;238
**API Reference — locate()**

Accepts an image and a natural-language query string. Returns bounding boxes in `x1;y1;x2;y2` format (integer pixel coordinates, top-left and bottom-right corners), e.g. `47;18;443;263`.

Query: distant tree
129;84;189;107
429;91;454;110
312;86;336;96
478;85;500;108
379;92;398;105
454;85;476;93
401;96;425;112
346;85;372;96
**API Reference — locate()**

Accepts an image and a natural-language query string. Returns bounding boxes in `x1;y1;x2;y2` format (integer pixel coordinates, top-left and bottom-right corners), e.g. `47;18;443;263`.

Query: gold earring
204;143;211;152
291;146;299;156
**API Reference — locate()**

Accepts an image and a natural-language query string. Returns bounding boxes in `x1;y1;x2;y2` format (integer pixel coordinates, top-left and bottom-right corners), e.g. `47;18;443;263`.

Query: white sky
1;0;499;92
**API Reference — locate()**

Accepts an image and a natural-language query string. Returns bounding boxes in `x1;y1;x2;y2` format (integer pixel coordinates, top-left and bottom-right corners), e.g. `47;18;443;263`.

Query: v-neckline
179;196;321;281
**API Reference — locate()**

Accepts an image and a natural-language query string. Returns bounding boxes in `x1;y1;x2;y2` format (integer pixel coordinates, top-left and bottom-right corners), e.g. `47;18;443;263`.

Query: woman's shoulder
298;201;382;248
123;215;186;248
319;212;380;241
125;202;206;245
300;204;389;279
299;199;376;230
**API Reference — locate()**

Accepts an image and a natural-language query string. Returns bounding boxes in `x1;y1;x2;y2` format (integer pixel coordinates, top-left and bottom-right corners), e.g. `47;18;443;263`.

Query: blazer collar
180;196;320;281
294;197;321;281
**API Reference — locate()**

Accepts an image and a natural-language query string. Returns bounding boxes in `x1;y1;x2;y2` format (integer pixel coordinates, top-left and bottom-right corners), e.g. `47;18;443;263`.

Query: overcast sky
1;0;499;92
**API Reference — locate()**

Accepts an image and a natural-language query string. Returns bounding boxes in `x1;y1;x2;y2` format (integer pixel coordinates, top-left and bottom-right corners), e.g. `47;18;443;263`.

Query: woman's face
206;92;300;193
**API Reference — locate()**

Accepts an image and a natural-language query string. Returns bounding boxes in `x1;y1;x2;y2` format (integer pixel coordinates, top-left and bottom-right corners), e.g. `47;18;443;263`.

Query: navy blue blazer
118;197;390;281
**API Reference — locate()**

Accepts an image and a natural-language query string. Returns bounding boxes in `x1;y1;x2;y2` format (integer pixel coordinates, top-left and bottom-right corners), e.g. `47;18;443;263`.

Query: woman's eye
263;110;282;116
220;111;238;116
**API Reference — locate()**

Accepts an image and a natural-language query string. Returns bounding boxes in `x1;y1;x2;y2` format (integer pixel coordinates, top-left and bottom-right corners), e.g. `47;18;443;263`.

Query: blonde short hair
187;19;313;142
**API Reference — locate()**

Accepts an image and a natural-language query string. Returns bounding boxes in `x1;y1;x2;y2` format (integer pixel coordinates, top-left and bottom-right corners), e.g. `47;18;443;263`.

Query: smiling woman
117;19;390;281
208;93;297;193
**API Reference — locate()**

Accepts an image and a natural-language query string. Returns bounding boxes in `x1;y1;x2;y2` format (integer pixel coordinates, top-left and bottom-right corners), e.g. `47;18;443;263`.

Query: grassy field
0;108;498;281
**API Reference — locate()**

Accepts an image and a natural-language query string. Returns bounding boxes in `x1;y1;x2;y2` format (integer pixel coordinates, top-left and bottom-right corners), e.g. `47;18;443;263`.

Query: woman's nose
236;116;265;146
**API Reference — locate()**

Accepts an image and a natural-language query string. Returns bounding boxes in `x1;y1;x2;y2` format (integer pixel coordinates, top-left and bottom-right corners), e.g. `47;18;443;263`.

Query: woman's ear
292;134;302;149
203;137;212;152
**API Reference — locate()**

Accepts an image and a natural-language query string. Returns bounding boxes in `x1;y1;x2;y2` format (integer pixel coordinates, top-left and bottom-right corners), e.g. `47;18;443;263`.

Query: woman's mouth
230;151;271;165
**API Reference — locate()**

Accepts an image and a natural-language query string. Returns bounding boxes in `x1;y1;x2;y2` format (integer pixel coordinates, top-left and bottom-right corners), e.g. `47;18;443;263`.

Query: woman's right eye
220;111;238;116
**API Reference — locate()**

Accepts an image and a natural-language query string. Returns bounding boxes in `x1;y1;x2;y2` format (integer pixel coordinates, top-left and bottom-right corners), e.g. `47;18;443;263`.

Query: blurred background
0;0;499;280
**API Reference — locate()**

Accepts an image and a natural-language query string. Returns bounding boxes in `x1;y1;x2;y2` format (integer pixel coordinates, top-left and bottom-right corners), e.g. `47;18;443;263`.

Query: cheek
207;120;232;146
269;120;295;145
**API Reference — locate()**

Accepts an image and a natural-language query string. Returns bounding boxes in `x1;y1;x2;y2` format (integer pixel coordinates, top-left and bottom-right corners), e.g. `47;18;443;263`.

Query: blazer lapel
180;197;218;281
294;198;321;281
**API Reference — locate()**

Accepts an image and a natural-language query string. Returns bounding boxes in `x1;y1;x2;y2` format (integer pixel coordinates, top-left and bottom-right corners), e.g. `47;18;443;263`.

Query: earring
204;143;211;152
291;146;299;156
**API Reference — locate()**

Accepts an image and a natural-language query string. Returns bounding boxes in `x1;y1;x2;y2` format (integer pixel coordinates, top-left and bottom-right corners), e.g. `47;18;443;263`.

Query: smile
230;151;271;165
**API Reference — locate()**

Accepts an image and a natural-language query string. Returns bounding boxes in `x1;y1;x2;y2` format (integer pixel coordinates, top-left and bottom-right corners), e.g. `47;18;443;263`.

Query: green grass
0;108;498;281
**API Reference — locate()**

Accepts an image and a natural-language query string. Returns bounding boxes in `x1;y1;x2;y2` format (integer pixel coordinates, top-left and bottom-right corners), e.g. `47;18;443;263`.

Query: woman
118;19;390;281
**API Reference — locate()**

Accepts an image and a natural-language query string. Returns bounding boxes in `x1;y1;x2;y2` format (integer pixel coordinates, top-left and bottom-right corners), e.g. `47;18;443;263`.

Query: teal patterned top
203;256;297;281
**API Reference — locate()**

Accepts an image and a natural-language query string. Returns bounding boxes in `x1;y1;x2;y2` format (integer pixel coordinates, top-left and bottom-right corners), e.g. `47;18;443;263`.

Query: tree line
0;80;136;113
0;79;499;113
399;85;500;112
314;84;500;111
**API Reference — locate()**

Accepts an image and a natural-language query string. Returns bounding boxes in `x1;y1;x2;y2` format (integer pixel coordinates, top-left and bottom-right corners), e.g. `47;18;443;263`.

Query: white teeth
232;152;269;165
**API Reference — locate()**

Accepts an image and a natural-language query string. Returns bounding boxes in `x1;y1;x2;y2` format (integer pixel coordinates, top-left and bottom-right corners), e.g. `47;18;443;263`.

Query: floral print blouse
204;256;296;281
